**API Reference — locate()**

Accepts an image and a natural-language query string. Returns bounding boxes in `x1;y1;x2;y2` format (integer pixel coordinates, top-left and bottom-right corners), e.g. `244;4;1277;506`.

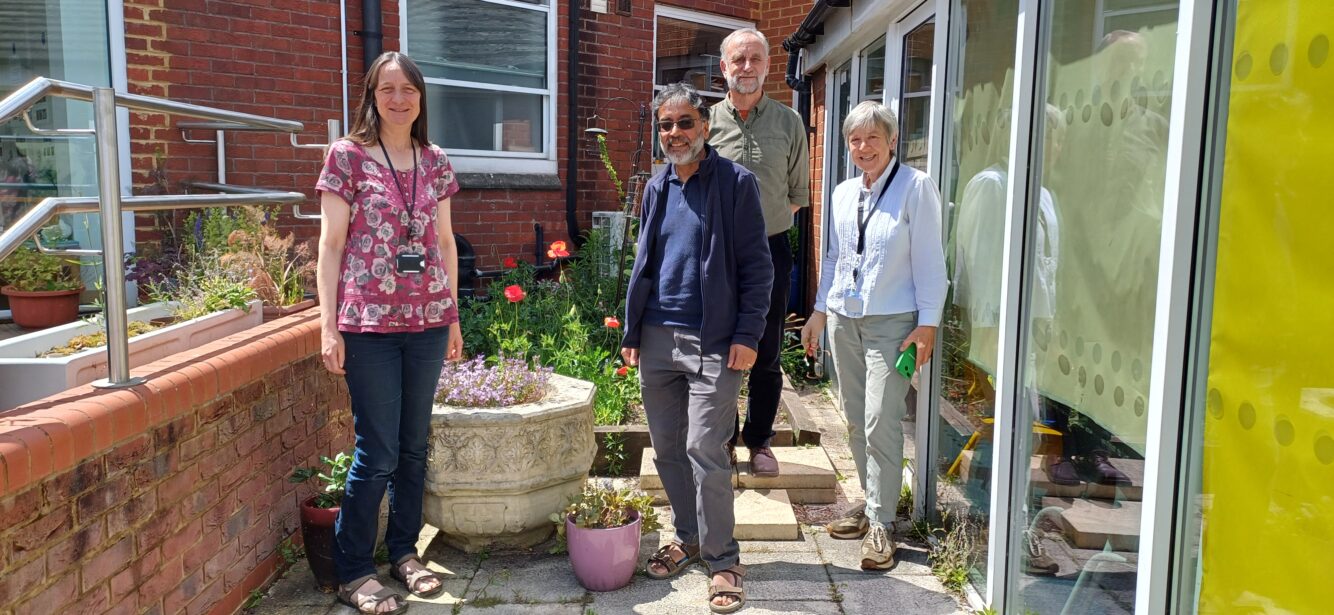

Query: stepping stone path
639;445;838;540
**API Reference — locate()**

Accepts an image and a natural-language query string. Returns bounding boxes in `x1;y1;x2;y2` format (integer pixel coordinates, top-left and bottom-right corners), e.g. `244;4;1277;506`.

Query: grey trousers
827;311;917;526
639;324;742;572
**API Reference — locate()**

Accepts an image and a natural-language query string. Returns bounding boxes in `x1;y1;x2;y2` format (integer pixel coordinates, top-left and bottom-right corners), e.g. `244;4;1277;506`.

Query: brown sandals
709;564;747;613
645;542;701;580
337;575;409;614
391;555;447;598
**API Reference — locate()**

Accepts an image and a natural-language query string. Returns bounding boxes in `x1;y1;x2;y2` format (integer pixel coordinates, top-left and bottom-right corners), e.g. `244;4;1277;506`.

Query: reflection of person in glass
800;101;947;571
0;144;35;230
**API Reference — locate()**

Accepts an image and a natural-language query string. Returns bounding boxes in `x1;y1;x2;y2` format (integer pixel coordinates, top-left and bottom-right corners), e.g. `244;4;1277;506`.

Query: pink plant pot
566;511;642;592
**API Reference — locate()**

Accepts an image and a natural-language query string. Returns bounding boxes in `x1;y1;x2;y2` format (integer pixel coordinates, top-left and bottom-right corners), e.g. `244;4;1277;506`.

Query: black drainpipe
564;1;585;248
360;0;383;67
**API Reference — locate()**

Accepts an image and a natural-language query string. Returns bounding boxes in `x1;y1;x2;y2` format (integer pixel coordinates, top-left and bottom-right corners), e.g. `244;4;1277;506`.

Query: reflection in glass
898;21;934;171
655;17;732;96
933;0;1019;590
428;85;543;153
408;0;548;89
1011;2;1178;612
861;38;886;101
1180;1;1334;613
0;0;108;237
831;62;853;186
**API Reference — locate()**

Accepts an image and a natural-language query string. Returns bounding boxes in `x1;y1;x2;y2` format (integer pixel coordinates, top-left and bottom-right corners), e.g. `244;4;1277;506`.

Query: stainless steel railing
0;77;317;389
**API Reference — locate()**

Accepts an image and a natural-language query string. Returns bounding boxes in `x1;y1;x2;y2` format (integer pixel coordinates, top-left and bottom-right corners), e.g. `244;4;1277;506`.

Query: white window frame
399;0;558;174
651;5;754;101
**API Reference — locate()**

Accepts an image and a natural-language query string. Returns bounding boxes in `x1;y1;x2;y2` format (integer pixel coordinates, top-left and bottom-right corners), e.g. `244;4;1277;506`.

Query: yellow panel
1198;1;1334;612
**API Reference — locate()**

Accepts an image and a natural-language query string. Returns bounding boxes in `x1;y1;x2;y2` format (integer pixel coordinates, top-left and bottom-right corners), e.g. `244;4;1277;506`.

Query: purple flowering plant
434;354;552;408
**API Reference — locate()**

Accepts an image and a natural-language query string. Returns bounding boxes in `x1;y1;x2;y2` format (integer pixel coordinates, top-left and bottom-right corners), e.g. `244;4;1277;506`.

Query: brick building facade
112;0;823;289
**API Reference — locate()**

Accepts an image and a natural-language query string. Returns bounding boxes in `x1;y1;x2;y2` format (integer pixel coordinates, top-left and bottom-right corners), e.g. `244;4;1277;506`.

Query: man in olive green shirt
709;27;810;477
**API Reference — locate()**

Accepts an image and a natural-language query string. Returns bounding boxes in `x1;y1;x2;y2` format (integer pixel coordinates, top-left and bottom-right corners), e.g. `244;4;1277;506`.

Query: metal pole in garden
90;87;143;389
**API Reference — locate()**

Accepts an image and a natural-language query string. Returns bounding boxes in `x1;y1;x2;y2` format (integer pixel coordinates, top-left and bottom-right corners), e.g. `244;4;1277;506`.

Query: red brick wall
0;315;352;615
118;1;823;275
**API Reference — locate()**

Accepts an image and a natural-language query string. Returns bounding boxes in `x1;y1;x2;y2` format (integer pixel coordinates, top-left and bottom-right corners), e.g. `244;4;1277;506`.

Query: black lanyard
855;159;901;255
379;140;419;241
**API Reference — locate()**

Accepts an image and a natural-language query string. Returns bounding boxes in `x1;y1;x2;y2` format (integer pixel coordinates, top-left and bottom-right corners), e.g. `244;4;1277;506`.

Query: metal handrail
0;77;310;389
0;77;303;133
185;181;321;220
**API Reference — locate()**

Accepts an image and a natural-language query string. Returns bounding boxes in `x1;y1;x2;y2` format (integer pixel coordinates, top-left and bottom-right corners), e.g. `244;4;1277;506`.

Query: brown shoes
748;447;780;477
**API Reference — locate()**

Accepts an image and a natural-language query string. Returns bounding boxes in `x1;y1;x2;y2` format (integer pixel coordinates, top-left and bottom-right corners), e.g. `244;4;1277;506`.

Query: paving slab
736;447;838;494
639;448;739;491
733;489;800;540
831;571;968;614
811;530;933;576
454;605;587;614
467;549;588;605
649;489;801;541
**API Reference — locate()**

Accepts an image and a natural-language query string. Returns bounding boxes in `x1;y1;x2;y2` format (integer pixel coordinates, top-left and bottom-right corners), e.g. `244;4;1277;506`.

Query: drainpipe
361;0;383;68
339;0;350;130
565;0;584;247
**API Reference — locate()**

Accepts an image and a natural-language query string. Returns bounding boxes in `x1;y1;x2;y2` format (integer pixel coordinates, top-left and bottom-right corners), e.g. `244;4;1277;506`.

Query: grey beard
664;137;705;165
726;76;761;95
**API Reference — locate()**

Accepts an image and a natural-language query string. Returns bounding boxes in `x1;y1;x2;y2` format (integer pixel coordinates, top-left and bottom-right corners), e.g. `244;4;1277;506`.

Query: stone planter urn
424;372;596;552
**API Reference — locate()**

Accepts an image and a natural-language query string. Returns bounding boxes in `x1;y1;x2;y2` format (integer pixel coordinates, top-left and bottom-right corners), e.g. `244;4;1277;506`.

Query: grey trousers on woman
827;311;917;526
639;324;743;572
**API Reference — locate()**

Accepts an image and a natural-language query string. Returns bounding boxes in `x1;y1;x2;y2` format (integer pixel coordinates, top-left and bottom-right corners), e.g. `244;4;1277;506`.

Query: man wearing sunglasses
620;83;771;613
709;27;811;478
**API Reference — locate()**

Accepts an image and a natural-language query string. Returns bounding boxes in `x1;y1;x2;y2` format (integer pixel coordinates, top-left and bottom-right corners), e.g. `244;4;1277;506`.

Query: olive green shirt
708;94;810;237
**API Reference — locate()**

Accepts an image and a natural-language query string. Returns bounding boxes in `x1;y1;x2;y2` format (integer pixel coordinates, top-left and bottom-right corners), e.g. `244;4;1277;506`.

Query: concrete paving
248;388;972;615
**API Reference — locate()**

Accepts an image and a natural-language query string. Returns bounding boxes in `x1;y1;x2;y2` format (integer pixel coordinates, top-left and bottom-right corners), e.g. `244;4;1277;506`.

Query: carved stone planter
424;373;596;552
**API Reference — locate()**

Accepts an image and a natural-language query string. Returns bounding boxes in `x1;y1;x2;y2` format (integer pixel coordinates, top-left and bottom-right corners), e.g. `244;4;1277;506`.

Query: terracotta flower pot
299;495;341;591
566;510;642;592
2;285;82;329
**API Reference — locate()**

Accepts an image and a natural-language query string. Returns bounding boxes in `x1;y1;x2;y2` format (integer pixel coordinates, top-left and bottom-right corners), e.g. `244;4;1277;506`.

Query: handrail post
90;87;144;389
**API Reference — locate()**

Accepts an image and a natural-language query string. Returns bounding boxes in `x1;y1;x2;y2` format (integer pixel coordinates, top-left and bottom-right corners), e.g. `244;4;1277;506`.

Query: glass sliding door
0;0;111;225
0;0;114;302
1007;1;1181;612
931;0;1019;591
1176;1;1334;613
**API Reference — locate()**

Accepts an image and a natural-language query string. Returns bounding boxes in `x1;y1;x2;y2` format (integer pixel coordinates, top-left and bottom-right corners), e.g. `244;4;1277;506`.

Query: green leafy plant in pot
0;245;83;328
290;452;352;590
550;481;660;591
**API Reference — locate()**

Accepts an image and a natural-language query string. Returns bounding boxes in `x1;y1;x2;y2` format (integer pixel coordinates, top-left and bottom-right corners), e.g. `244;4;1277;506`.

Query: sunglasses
656;118;699;132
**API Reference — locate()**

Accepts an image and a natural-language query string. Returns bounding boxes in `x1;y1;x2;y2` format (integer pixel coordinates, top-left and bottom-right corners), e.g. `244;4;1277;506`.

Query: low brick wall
0;312;351;615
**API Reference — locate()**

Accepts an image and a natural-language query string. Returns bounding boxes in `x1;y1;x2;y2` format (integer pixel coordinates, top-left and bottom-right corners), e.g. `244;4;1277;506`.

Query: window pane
407;0;547;89
1179;2;1334;613
0;0;108;234
935;0;1019;591
1010;1;1180;612
427;84;543;154
831;62;853;186
898;21;934;171
655;17;731;95
861;38;886;101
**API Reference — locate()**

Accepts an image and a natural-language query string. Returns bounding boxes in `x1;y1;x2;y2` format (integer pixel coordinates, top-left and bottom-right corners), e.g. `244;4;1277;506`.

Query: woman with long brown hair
315;51;463;614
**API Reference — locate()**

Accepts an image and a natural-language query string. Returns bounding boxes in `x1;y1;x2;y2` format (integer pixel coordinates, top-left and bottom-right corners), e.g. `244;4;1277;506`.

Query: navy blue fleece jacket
621;145;772;354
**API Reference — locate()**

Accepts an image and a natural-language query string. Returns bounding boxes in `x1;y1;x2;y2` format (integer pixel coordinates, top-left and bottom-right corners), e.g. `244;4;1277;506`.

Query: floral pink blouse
316;139;461;333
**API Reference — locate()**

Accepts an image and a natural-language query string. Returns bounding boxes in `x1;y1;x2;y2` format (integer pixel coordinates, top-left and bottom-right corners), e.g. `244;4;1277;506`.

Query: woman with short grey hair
800;100;948;570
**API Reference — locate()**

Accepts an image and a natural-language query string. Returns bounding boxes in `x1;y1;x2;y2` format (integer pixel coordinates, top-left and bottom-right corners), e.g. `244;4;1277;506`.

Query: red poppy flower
503;285;526;303
616;366;629;377
547;240;570;259
604;316;621;329
503;257;518;269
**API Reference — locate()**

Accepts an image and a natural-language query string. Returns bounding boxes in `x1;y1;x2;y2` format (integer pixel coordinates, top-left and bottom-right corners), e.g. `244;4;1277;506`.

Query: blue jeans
335;327;448;584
